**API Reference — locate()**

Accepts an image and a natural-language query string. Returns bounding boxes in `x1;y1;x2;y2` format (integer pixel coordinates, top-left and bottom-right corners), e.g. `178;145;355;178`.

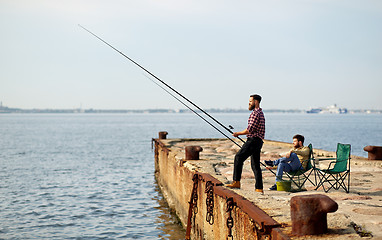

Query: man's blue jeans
274;153;302;182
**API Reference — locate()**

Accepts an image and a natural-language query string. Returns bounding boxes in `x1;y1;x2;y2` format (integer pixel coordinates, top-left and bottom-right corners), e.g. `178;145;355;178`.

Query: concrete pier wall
153;139;289;240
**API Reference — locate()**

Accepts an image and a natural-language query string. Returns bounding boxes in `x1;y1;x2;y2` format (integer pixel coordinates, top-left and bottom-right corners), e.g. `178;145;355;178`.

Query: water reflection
152;183;186;239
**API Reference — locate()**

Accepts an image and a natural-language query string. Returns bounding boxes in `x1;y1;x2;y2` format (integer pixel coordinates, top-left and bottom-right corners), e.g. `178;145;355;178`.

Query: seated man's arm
284;149;293;158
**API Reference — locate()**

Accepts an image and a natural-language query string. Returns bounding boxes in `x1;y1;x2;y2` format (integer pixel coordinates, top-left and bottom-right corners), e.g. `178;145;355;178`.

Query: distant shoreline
0;107;381;114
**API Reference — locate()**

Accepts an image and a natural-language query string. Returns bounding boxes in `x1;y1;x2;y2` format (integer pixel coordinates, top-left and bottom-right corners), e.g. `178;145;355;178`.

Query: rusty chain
250;219;269;240
186;173;200;240
226;197;235;239
191;174;199;215
205;181;214;225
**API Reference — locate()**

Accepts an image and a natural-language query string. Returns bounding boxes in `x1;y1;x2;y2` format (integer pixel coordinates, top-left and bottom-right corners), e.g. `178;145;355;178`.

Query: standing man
227;94;265;193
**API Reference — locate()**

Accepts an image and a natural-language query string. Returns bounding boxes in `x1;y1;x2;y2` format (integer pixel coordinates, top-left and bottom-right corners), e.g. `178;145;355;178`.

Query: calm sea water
0;113;381;239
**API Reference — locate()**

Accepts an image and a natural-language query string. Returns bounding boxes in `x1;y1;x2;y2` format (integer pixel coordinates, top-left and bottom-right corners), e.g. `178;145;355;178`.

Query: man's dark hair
293;134;305;144
250;94;262;103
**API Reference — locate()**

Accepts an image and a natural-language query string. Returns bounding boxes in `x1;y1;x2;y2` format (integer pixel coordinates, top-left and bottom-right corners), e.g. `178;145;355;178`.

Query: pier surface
155;138;382;239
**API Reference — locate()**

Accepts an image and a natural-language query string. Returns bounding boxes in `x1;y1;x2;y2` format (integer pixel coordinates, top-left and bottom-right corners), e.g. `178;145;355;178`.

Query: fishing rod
152;75;274;171
143;74;241;148
79;25;274;173
78;24;246;145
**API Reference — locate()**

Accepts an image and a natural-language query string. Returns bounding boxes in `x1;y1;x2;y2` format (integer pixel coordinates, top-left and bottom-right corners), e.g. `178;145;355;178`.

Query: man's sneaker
264;160;274;167
269;184;277;191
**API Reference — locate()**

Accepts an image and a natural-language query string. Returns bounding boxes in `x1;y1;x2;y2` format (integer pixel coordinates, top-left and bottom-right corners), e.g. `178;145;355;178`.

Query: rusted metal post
291;194;338;236
185;146;203;160
158;131;168;139
364;145;382;160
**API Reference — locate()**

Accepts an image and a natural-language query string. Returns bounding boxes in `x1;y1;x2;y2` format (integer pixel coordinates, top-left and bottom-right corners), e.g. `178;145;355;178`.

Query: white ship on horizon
307;104;348;114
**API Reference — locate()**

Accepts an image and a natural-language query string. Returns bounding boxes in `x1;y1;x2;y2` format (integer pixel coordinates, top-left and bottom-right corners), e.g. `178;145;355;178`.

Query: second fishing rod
79;25;245;147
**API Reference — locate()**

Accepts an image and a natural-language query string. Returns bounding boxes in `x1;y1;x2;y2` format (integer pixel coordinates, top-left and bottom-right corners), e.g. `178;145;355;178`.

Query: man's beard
248;104;255;110
294;143;302;148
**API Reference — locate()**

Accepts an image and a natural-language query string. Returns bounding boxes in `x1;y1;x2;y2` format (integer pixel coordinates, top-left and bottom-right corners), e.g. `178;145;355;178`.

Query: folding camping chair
314;143;351;193
265;144;316;191
284;143;316;190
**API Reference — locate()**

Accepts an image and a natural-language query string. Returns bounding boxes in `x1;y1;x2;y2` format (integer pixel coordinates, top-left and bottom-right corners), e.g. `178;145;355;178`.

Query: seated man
265;134;310;190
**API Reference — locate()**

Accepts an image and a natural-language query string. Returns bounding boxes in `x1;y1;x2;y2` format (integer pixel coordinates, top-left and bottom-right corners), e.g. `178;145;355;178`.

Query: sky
0;0;381;110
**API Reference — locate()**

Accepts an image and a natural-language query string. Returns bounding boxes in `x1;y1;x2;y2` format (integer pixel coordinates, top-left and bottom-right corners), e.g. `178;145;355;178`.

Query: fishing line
78;24;245;145
143;74;242;148
79;25;272;172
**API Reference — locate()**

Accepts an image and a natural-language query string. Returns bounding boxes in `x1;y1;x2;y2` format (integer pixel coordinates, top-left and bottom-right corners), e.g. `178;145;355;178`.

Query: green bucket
276;180;291;192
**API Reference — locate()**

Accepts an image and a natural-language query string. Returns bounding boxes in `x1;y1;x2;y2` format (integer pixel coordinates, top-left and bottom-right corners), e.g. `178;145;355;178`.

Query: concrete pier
153;137;382;239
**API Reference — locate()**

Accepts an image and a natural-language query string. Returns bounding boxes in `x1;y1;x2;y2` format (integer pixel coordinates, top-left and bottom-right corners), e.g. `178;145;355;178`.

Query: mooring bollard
158;131;168;139
364;145;382;160
185;146;203;160
291;194;338;236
